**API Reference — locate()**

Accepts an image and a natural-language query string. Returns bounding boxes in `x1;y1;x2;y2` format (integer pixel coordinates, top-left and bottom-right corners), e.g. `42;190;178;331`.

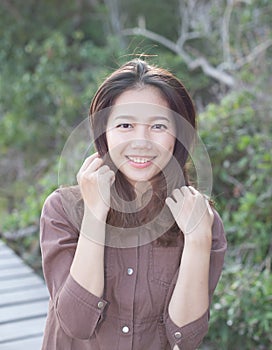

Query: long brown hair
89;59;197;246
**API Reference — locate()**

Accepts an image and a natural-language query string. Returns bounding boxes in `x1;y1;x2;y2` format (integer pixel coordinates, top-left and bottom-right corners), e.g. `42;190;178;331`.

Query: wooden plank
0;286;49;307
0;242;11;249
0;300;49;323
0;250;29;269
0;251;16;259
0;246;23;257
0;259;24;270
0;264;36;282
0;265;34;279
0;275;45;293
0;316;46;343
0;240;48;349
0;240;8;250
0;336;43;350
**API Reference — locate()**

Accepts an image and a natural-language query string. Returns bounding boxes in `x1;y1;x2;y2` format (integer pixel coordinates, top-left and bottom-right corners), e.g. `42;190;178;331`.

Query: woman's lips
126;156;155;169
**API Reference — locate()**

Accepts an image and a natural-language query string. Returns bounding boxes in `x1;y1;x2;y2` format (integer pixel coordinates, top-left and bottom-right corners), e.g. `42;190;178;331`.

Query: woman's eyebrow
148;116;171;123
112;115;135;121
112;115;171;123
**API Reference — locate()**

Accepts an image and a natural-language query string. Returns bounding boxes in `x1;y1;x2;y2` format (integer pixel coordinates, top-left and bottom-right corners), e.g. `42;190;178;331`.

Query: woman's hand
165;186;214;242
167;186;214;330
77;152;115;221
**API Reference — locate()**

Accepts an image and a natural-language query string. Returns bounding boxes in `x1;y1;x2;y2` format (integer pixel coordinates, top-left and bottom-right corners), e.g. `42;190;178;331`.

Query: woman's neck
134;181;152;208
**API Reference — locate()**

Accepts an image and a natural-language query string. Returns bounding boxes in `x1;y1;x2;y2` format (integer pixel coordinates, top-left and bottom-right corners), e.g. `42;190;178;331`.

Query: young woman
40;59;227;350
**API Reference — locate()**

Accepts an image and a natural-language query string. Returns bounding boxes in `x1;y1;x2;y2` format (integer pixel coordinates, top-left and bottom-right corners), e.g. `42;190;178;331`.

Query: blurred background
0;0;271;349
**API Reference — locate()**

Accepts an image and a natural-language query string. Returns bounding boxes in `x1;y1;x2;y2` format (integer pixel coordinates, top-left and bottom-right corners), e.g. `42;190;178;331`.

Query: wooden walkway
0;240;49;349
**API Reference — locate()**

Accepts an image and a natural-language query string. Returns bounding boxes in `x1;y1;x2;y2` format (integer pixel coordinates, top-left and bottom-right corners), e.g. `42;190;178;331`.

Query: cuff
56;273;108;339
165;310;209;349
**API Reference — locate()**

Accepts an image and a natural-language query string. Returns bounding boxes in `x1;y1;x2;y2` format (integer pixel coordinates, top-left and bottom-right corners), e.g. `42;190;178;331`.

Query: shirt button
97;301;104;309
174;331;182;339
122;326;130;334
127;267;134;275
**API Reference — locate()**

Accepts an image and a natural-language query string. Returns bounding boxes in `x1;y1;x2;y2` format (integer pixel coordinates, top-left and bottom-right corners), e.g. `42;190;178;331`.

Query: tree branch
189;58;236;86
122;27;184;57
234;39;272;69
222;0;234;66
122;27;236;87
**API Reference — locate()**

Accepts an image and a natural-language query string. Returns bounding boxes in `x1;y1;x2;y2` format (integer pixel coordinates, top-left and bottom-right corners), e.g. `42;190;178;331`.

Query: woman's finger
180;186;192;196
102;169;115;185
98;165;114;176
188;186;198;195
165;196;175;210
172;188;183;202
80;152;100;172
83;157;104;175
77;157;103;183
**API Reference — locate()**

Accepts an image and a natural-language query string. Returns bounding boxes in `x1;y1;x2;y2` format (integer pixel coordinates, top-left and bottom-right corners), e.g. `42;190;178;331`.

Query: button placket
117;247;138;349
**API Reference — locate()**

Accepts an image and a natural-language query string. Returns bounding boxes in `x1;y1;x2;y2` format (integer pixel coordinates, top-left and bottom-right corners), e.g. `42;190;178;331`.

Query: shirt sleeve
163;209;227;349
40;189;108;339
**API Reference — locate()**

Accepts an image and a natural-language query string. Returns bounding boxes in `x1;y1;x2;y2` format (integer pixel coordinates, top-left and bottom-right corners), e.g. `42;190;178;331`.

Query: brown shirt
40;187;227;350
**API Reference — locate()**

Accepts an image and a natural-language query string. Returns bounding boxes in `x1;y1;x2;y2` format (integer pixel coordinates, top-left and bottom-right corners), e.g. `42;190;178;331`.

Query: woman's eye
116;123;132;129
152;124;167;130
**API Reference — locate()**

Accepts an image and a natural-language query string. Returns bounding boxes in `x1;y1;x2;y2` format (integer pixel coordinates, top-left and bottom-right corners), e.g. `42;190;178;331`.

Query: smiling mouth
126;156;156;164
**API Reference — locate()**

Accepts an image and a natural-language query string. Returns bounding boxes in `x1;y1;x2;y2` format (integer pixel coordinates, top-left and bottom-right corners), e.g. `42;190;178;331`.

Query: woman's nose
130;125;152;149
130;138;152;149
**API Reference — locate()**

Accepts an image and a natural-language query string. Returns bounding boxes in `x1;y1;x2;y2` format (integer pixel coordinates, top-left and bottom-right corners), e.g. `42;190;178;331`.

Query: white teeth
127;156;153;164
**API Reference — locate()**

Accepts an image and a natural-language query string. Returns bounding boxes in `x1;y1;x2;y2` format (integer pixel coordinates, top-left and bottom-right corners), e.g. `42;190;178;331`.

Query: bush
199;90;272;349
204;262;272;349
200;90;272;265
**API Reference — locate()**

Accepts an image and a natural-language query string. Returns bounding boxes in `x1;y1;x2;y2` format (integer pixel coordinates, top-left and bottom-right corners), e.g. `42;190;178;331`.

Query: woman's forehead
108;102;173;123
113;85;169;107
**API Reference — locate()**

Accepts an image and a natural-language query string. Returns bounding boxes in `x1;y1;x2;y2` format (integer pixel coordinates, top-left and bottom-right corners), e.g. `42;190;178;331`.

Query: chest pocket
149;246;182;288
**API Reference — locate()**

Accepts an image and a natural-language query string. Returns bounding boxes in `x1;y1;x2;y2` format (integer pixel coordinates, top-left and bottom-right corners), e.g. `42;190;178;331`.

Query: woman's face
106;86;176;186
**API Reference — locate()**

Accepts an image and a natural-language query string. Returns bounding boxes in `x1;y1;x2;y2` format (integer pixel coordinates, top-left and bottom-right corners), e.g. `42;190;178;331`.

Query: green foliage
200;90;272;265
120;0;180;40
2;161;59;232
199;90;272;349
206;264;272;349
0;1;122;226
0;30;119;153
